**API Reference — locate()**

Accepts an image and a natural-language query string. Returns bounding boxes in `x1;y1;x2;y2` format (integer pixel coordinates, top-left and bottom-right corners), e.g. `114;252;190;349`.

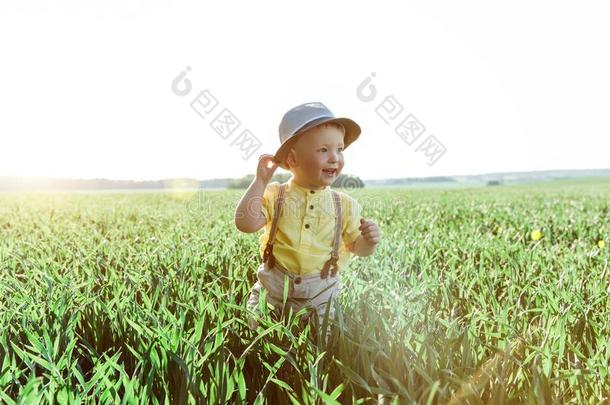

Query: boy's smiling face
286;123;345;190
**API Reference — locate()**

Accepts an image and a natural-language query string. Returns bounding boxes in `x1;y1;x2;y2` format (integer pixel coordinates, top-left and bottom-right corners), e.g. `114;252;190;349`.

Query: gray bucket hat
273;102;361;170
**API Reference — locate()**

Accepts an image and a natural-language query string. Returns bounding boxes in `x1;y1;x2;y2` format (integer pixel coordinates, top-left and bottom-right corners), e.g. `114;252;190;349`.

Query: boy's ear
286;148;297;168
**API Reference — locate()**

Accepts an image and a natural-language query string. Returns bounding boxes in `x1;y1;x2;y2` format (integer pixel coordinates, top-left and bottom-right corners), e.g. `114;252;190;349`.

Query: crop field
0;178;609;403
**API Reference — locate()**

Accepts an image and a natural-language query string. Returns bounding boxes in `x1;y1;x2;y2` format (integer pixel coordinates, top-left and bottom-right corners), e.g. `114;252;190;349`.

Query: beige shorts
246;260;342;334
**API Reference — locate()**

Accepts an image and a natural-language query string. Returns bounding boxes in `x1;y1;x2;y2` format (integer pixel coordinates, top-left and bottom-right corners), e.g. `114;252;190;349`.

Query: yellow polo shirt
258;177;363;275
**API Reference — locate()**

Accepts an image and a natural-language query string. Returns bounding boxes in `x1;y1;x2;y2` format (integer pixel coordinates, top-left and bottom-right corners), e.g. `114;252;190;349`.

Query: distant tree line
0;173;364;191
227;173;364;189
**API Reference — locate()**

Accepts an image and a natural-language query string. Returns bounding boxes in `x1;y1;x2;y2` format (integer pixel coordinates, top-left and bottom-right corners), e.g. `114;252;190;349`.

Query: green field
1;178;609;403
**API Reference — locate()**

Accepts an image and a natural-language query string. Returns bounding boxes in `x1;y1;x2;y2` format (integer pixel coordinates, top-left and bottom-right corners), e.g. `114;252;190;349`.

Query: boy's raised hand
256;154;279;184
359;218;380;245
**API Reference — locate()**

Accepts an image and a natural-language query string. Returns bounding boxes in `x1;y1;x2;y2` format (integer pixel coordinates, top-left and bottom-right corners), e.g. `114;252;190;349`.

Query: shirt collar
288;177;329;197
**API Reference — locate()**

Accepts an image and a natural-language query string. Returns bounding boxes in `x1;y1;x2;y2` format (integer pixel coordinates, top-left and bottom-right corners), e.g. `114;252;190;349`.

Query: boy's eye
318;147;344;152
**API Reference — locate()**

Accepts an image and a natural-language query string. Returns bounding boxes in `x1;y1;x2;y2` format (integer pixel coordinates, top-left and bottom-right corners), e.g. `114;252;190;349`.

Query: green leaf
270;378;293;392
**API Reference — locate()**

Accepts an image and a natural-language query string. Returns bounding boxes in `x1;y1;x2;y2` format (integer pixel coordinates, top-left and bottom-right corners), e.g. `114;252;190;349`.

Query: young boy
234;102;380;337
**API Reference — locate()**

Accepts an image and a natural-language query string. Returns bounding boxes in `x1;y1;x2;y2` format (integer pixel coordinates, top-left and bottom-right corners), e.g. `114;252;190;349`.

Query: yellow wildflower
599;240;605;249
530;229;542;241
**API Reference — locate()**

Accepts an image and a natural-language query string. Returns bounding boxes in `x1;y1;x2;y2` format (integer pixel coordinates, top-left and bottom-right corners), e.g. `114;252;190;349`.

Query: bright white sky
1;1;608;181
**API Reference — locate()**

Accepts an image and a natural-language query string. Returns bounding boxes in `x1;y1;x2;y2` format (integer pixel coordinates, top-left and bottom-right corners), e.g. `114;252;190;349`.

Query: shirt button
294;277;302;284
309;205;314;209
305;224;310;229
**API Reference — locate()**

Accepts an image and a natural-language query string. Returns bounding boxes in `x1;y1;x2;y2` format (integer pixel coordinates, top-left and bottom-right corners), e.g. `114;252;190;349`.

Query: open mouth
322;168;337;177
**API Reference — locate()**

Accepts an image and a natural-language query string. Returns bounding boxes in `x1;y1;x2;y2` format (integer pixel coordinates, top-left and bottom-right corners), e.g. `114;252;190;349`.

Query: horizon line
1;166;609;183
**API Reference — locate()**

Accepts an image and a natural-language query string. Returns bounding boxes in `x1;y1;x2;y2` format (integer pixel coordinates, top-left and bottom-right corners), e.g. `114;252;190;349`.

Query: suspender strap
320;191;342;279
262;183;287;269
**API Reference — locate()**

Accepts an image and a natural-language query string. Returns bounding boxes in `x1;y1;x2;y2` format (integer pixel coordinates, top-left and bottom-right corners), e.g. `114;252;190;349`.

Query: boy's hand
359;218;380;245
256;154;279;184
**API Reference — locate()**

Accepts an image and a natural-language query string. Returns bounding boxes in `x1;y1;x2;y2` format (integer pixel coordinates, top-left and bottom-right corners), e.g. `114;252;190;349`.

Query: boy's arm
348;235;377;257
234;177;268;233
346;216;380;256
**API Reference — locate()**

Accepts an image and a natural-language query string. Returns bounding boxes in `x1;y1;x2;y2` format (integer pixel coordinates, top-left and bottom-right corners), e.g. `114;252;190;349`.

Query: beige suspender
262;183;342;279
320;191;342;279
262;183;287;270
